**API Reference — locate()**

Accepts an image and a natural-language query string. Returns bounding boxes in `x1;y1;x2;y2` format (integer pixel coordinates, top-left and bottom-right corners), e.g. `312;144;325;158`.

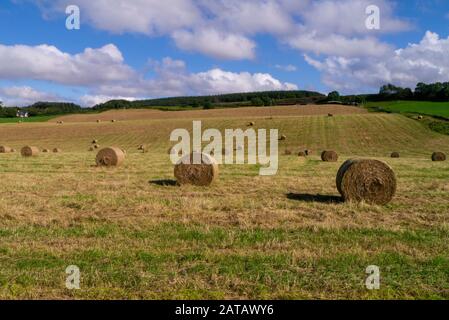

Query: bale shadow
287;193;343;204
150;179;178;187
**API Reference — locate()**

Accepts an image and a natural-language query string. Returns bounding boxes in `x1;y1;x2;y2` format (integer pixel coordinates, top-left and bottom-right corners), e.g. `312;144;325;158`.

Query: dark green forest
1;82;449;118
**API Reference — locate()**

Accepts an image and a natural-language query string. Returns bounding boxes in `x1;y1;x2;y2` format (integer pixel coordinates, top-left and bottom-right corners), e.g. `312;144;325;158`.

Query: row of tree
93;90;325;110
0;101;83;118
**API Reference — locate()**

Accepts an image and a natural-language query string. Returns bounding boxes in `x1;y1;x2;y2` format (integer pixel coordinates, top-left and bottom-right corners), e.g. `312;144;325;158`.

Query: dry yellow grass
0;108;448;299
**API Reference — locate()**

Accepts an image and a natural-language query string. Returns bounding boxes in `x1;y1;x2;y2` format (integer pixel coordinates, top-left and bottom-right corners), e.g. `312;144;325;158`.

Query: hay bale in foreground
96;147;125;167
53;148;62;153
21;146;40;157
321;150;338;162
174;152;218;186
336;159;397;205
391;152;400;158
432;152;446;162
0;146;12;153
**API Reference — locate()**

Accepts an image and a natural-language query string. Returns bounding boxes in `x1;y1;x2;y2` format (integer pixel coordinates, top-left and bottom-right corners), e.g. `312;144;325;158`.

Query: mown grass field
0;116;57;124
0;106;448;299
366;100;449;119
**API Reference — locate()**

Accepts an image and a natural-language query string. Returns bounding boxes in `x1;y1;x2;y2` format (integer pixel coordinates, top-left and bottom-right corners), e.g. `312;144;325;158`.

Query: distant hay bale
94;144;100;149
21;146;40;157
174;152;218;186
284;149;292;155
111;119;116;123
321;150;338;162
336;159;397;205
417;116;424;120
391;152;400;158
247;122;255;127
42;149;50;153
432;152;447;162
96;147;126;167
328;113;334;117
53;148;62;153
0;146;12;153
304;149;311;156
92;139;98;144
96;120;101;123
279;135;287;141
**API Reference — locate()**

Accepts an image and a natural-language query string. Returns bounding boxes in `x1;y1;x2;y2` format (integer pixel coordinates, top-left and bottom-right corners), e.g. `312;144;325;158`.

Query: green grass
365;101;449;119
0;112;448;299
0;116;56;123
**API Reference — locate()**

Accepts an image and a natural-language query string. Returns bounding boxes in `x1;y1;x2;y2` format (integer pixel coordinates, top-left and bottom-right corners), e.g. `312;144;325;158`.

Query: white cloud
0;43;135;85
31;0;409;60
90;57;298;101
275;64;297;72
172;29;256;60
305;31;449;92
79;95;140;107
0;86;59;106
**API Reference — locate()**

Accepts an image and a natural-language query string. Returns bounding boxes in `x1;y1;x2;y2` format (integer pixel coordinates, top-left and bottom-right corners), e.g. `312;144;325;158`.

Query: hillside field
366;100;449;119
0;105;448;299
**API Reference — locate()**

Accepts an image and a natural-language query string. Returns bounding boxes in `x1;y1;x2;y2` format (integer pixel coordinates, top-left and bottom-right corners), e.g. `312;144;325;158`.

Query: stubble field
0;105;448;299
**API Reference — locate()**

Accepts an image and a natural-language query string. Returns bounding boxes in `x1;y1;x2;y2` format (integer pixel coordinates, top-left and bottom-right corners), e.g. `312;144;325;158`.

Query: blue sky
1;0;449;106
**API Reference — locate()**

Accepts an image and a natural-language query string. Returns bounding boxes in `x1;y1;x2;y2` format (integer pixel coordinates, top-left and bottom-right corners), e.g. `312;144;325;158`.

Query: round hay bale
336;159;397;205
247;122;255;127
0;146;12;153
279;135;287;141
53;148;62;153
304;149;311;156
391;152;400;158
321;150;338;162
96;120;101;123
92;139;98;144
21;146;40;157
94;144;100;149
96;147;125;167
328;113;334;117
432;152;446;162
298;151;307;157
111;119;116;123
284;149;292;155
174;152;218;186
42;149;50;153
417;116;424;120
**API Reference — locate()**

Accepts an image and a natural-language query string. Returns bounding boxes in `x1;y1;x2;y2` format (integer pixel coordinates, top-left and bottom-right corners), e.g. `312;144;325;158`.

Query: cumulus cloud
31;0;409;60
275;64;297;72
79;95;140;107
0;86;60;106
172;29;256;60
90;57;298;102
0;43;135;85
304;31;449;92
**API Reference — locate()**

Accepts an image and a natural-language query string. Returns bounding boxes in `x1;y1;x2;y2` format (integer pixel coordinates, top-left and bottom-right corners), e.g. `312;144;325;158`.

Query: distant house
16;110;29;118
